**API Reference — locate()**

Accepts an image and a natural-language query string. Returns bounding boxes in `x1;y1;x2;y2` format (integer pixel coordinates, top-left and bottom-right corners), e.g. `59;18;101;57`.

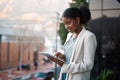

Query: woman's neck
73;26;83;37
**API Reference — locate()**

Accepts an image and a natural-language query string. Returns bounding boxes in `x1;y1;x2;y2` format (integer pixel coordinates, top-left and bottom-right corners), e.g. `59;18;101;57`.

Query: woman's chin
68;30;72;32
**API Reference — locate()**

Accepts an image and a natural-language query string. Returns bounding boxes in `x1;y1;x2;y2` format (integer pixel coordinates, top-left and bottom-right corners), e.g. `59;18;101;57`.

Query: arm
47;33;72;66
61;34;97;74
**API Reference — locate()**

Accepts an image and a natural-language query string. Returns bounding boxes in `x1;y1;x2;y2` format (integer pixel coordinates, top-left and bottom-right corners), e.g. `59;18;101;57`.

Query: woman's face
62;17;80;33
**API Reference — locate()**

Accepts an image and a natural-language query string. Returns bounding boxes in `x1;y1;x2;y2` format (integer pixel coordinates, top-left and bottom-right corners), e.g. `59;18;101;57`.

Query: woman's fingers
54;52;62;57
57;55;65;60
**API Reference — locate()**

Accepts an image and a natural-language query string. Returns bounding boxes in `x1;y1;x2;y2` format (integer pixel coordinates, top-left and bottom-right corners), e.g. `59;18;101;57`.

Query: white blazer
58;27;97;80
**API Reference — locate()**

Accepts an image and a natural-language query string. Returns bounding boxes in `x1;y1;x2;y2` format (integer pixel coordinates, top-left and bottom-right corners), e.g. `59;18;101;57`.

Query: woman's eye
66;22;71;25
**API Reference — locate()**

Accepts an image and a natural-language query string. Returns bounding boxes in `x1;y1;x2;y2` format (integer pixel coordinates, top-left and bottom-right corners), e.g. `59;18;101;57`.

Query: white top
64;35;76;64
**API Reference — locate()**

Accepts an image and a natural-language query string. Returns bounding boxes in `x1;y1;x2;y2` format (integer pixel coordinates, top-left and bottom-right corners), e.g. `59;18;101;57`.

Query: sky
0;0;69;23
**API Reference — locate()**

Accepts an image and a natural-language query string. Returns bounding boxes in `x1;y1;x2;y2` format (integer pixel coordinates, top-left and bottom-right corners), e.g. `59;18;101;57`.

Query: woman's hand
54;52;65;61
46;52;65;66
47;55;64;66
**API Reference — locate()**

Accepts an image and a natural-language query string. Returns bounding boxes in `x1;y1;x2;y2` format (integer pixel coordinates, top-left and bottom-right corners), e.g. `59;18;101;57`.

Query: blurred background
0;0;120;80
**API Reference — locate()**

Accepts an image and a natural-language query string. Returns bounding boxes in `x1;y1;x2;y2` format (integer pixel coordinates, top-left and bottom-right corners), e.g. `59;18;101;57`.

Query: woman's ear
76;17;80;24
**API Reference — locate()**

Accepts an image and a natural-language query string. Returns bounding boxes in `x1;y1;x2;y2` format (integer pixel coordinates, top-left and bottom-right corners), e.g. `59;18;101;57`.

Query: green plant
58;23;68;45
70;0;88;7
96;69;115;80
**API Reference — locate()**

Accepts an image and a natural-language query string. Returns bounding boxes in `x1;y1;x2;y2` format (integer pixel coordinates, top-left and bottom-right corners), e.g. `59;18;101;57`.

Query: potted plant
96;69;115;80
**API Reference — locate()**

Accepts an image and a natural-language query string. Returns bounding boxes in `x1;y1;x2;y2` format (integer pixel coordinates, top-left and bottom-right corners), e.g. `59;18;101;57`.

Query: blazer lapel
64;33;72;46
70;27;86;62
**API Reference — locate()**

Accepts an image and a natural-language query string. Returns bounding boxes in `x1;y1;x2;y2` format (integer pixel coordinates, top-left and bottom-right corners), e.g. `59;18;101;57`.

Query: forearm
61;61;94;74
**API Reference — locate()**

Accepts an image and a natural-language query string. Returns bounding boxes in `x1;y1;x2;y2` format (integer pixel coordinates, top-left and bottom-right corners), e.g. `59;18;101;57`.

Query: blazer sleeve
61;34;97;74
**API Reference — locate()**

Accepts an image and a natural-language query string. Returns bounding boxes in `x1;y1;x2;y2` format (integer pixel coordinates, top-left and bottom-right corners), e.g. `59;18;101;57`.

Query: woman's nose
65;25;70;29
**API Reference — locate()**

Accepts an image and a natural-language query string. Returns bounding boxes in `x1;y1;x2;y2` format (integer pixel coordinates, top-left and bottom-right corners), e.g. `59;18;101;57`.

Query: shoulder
84;29;96;38
66;32;72;38
64;32;73;43
67;32;72;36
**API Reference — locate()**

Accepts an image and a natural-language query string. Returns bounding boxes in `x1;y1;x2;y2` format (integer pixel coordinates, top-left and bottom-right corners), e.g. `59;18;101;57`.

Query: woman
47;6;97;80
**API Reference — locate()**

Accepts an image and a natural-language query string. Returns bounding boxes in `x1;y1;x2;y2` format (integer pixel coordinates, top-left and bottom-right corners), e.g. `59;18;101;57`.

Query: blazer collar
64;26;86;46
70;27;86;62
77;26;86;40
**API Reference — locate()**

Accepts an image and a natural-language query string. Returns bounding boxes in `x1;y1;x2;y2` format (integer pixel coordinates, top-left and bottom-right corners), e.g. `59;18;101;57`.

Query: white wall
89;0;120;19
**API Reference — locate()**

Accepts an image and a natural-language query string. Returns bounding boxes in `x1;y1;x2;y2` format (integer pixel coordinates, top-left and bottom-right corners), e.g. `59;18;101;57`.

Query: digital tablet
39;52;65;63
